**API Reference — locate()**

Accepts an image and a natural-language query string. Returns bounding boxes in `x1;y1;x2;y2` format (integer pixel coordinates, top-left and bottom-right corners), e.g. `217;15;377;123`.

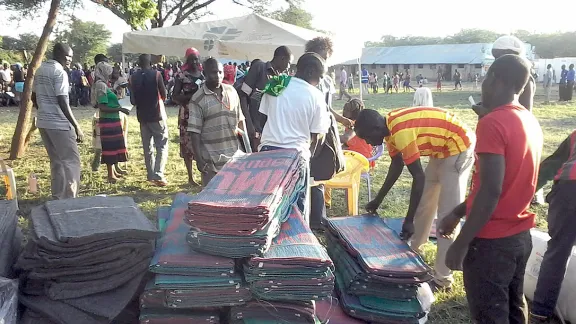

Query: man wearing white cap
491;35;535;112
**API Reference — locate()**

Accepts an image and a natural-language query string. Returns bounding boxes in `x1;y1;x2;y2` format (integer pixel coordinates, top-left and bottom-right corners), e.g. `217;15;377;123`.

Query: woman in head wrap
92;61;131;183
412;87;434;107
172;47;204;186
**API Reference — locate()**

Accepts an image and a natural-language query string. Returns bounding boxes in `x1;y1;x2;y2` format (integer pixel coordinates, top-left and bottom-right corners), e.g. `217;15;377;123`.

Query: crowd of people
17;32;576;324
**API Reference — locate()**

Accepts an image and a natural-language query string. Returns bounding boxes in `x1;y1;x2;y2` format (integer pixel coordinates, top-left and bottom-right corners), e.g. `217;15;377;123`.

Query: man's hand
472;103;489;118
365;199;381;214
445;241;468;271
341;117;354;129
75;127;84;143
438;210;463;239
197;159;209;174
400;220;415;241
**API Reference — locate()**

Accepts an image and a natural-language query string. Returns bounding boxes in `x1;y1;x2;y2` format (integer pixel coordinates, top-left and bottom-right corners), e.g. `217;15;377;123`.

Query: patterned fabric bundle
16;197;157;324
325;215;433;323
243;207;334;301
186;150;307;258
231;300;317;324
141;195;251;322
185;149;305;235
315;297;365;324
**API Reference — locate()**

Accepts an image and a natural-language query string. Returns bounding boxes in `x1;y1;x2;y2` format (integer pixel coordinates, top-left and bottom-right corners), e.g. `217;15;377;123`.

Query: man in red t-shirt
438;54;543;324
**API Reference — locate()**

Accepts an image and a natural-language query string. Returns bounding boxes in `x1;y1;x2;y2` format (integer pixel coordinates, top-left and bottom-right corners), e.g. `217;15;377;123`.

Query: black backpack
310;90;345;181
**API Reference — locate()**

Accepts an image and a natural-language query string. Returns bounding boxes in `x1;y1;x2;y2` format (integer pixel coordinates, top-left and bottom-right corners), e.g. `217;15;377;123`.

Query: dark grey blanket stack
0;200;21;279
16;196;158;324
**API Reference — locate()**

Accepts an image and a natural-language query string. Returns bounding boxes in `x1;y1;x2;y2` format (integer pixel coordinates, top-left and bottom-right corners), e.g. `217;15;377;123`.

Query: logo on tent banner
203;27;242;52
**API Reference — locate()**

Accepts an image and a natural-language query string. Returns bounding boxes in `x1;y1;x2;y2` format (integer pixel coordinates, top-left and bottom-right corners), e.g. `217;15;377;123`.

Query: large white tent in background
122;13;360;66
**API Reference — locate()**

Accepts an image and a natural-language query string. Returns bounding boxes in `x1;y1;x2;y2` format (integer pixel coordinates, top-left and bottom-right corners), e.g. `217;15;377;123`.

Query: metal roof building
341;43;535;65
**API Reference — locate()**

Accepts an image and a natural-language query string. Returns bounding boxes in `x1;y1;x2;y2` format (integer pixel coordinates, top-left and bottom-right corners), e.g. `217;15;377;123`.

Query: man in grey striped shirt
32;43;83;199
188;58;245;186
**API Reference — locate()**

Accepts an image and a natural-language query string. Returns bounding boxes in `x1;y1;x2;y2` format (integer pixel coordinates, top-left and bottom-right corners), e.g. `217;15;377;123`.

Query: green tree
107;43;139;64
269;4;313;29
1;0;156;159
56;19;111;64
447;29;501;44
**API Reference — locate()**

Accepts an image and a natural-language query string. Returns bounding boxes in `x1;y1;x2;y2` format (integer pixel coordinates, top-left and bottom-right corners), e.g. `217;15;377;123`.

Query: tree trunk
9;0;61;160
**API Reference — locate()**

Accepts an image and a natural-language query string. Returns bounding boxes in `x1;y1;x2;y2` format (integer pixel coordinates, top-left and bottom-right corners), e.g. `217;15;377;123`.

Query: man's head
547;64;552;69
138;54;152;69
272;46;293;73
492;35;525;59
52;43;73;68
94;54;109;65
343;98;365;121
354;109;388;146
2;63;8;70
570;64;575;70
305;37;334;61
203;58;223;89
294;52;325;86
481;54;531;110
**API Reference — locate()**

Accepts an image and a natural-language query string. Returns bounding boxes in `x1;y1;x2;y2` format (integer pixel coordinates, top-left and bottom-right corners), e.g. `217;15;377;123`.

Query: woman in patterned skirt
92;62;131;183
172;48;204;186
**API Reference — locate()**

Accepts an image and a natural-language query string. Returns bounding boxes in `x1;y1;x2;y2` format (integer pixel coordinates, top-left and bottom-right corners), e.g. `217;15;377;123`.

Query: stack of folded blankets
140;193;250;323
185;149;307;258
243;206;334;301
325;215;434;324
232;207;334;323
17;196;158;324
0;200;21;279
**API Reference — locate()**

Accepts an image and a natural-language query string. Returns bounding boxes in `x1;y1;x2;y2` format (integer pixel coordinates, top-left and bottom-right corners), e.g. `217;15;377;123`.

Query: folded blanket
62;272;146;319
231;300;316;324
315;298;365;324
42;258;150;300
326;216;431;279
19;293;108;324
41;196;158;245
0;200;18;278
139;308;220;324
151;205;235;276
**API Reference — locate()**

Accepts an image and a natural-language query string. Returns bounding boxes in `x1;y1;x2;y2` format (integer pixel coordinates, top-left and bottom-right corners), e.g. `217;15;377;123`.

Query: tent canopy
122;13;361;66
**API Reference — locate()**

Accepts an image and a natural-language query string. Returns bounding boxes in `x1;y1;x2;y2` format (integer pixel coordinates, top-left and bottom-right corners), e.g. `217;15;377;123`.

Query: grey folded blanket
43;196;158;244
19;293;108;324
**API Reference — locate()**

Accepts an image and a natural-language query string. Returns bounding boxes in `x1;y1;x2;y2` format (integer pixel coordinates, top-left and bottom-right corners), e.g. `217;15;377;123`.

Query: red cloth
345;132;375;167
223;65;236;85
466;104;543;239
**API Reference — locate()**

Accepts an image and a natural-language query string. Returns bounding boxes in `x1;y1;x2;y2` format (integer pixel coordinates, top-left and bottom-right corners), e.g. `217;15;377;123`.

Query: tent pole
122;54;126;70
358;57;362;101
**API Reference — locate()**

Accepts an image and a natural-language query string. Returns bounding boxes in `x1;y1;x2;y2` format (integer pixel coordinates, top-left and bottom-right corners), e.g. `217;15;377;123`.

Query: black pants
463;230;532;324
559;84;567;101
532;181;576;317
566;81;574;101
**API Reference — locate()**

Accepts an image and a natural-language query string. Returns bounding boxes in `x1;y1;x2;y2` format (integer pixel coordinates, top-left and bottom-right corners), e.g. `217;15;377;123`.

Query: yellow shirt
385;107;474;165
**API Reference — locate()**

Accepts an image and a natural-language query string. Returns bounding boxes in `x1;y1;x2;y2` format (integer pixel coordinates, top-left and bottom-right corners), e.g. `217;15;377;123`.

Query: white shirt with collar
259;77;331;161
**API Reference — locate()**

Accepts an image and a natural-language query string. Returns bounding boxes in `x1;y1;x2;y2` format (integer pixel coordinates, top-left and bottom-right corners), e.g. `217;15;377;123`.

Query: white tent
122;13;360;66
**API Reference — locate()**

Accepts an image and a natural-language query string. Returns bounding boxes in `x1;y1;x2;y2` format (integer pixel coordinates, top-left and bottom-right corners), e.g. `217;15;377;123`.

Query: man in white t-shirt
259;52;331;161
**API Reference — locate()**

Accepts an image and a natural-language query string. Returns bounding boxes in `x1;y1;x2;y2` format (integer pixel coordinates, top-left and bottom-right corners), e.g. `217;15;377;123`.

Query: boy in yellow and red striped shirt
354;106;475;290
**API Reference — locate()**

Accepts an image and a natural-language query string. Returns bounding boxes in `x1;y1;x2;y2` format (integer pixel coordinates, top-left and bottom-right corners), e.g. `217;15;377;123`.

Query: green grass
1;85;574;323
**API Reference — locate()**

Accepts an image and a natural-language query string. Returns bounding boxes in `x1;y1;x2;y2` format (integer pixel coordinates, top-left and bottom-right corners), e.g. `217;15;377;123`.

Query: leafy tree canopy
56;18;111;64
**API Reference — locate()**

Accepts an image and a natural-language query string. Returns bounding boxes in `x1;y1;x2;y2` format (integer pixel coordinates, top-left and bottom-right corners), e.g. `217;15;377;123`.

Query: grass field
1;84;575;323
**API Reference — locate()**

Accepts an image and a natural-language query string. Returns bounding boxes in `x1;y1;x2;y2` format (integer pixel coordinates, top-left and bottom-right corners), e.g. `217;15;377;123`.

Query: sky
2;0;576;45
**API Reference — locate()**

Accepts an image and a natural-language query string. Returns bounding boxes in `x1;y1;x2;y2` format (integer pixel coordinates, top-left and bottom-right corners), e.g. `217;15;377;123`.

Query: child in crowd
325;99;375;208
